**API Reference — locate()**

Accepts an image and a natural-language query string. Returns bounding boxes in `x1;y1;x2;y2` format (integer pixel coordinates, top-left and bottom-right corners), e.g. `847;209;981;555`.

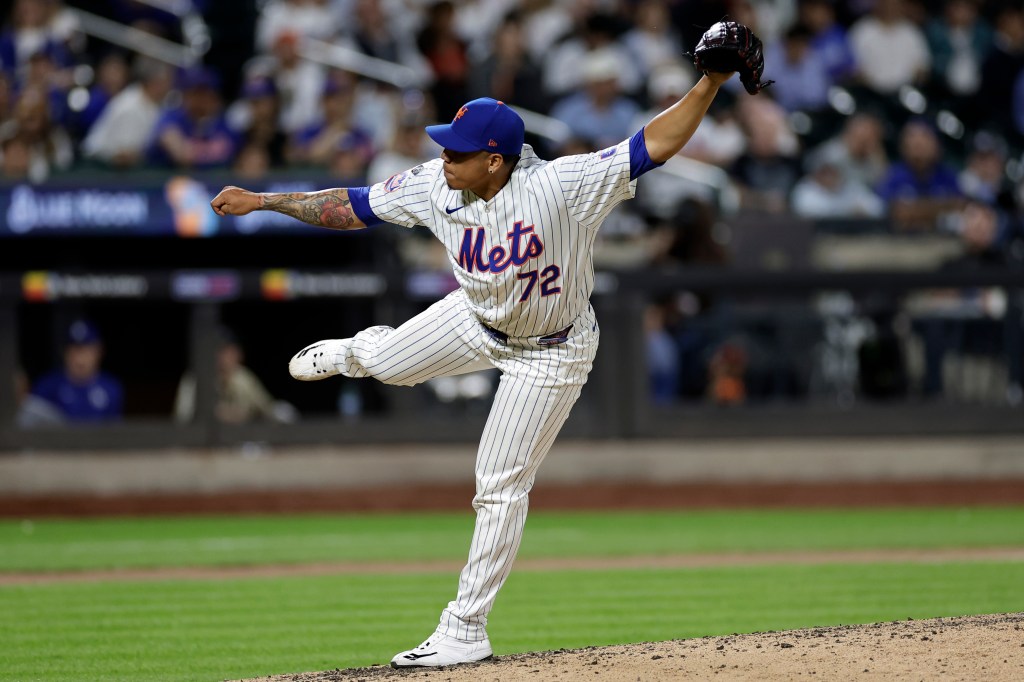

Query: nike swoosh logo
296;343;324;358
404;652;438;660
445;205;465;214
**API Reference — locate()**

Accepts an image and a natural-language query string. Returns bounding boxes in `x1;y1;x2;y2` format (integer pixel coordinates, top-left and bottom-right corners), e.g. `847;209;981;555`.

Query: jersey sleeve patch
383;172;408;193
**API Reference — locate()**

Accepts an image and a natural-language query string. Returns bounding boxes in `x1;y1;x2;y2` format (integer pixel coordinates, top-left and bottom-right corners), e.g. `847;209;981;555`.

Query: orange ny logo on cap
454;106;468;121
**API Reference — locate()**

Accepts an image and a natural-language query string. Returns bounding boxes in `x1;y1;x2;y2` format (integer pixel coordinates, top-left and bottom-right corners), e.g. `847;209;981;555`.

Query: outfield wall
3;436;1023;497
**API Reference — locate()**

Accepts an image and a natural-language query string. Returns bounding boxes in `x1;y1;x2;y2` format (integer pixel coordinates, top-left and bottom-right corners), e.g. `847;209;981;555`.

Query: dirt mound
239;613;1023;682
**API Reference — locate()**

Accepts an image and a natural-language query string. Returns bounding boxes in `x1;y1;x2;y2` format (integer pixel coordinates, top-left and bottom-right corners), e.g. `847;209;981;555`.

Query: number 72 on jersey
457;223;563;303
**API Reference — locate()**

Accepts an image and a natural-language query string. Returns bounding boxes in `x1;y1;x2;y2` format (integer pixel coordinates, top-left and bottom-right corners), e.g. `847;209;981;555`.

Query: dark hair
786;23;814;42
500;154;521;169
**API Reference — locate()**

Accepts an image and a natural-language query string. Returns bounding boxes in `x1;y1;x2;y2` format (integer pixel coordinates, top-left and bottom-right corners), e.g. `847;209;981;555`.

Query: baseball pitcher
212;21;769;669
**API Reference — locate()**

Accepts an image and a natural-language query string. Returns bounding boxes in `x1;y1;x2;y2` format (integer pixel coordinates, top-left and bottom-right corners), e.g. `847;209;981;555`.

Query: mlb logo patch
599;146;617;159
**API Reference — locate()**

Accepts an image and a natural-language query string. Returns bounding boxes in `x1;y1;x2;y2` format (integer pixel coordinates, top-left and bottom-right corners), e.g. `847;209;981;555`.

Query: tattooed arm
210;186;366;230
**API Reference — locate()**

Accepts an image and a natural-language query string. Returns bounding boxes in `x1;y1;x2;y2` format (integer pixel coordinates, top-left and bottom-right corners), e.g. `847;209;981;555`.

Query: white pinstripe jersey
367;141;636;337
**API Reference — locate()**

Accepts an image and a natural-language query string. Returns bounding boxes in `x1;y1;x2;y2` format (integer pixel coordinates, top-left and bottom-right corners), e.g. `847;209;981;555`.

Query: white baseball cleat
390;631;493;668
288;340;343;381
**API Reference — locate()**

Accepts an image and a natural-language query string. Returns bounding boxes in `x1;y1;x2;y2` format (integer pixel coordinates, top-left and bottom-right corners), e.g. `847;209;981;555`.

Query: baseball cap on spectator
425;97;524;155
323;76;355;97
66;319;102;346
243;77;276;99
970;131;1007;158
337;129;374;160
581;48;621;85
177;65;220;91
648;65;696;102
274;30;300;49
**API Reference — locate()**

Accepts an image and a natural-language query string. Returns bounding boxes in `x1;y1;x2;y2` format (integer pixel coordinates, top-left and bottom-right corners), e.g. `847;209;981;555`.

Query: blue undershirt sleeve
346;186;384;227
629;127;665;181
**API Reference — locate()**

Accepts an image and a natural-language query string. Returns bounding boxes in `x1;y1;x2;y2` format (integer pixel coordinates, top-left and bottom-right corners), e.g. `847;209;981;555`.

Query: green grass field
2;508;1023;682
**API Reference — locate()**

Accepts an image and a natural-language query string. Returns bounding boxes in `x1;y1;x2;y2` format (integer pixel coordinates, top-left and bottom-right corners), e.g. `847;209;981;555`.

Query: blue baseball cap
242;77;276;99
177;65;220;91
425;98;524;156
66;319;101;346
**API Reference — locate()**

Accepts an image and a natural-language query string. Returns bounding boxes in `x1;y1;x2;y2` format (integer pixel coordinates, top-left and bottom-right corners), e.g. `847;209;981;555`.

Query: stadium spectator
14;365;63;427
730;96;802;212
646;197;731;404
978;5;1024;135
17;45;69;126
0;0;80;77
925;0;993;101
0;133;30;179
266;29;326;135
799;0;856;83
287;72;369;167
232;143;271;179
81;57;173;167
327;129;373;184
255;0;338;54
765;23;832;112
351;0;431;79
677;101;746;169
416;0;469;119
542;11;640;99
791;151;885;219
147;65;238;169
519;0;574;64
549;48;641;150
877;119;963;230
174;325;296;424
453;0;518;61
71;51;130;139
649;197;730;268
807;112;890;188
849;0;931;95
467;12;548;115
707;342;749;406
913;199;1022;399
0;70;10;119
621;0;685;82
749;0;799;45
646;299;681;405
28;318;124;423
958;131;1010;206
366;112;433;183
0;85;72;181
226;75;288;168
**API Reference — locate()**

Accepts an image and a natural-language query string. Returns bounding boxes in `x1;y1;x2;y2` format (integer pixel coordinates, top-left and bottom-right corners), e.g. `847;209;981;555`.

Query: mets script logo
383;172;407;193
454;106;468;121
458;222;543;273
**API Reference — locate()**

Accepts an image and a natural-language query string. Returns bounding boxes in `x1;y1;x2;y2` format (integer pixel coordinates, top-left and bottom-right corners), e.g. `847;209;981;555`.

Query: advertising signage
0;177;330;237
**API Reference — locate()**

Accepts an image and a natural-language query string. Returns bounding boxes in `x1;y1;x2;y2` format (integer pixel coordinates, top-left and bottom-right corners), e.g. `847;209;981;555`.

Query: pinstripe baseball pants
330;288;598;641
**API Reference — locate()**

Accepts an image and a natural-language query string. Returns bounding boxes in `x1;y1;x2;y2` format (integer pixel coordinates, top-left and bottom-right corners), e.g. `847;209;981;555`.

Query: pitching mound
241;613;1023;681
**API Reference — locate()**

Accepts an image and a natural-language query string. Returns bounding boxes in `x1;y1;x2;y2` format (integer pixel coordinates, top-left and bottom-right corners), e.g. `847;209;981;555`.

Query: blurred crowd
1;0;1023;268
0;1;1022;223
3;0;1024;411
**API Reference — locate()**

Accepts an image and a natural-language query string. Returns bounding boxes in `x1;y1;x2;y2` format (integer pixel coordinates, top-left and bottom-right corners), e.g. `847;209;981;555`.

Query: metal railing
67;8;205;68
